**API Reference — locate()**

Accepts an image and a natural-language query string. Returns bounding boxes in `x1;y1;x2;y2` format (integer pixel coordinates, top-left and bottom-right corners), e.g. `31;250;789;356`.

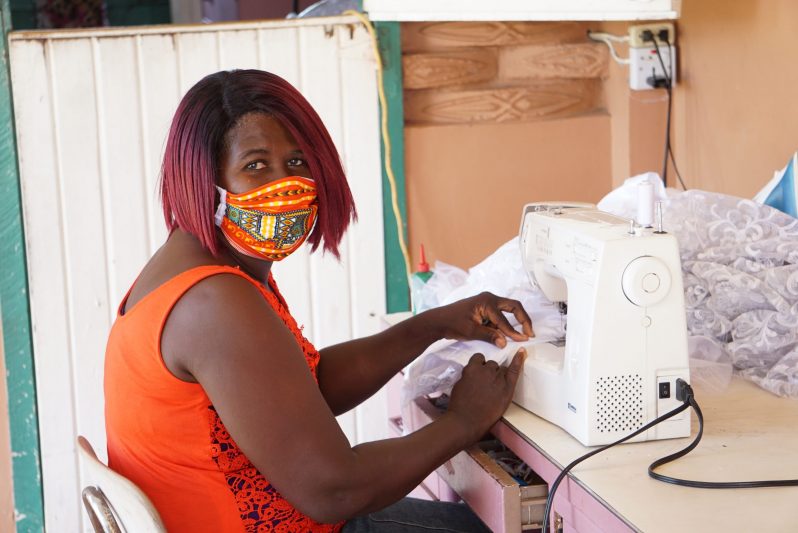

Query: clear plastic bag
687;336;733;394
415;262;468;313
402;238;566;405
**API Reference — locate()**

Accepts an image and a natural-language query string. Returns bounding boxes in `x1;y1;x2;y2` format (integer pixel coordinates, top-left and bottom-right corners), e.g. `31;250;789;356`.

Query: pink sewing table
395;375;798;532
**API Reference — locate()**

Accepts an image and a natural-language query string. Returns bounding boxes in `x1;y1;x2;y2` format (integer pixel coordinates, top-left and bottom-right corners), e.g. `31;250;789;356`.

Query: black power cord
541;382;690;533
647;34;688;191
660;36;687;191
541;380;798;532
650;390;798;489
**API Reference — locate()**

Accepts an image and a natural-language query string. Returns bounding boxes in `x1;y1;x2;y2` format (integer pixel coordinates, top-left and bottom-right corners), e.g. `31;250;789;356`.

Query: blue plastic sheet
756;152;798;218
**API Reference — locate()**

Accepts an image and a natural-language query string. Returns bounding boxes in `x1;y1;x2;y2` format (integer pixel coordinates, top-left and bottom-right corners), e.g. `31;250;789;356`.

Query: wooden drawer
403;397;548;533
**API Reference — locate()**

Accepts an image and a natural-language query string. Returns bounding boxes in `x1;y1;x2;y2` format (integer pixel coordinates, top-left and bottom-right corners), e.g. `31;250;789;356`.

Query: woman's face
219;112;311;194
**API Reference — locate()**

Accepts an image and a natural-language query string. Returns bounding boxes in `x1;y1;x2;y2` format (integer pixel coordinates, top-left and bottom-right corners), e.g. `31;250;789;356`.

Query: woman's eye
288;157;307;167
245;160;267;171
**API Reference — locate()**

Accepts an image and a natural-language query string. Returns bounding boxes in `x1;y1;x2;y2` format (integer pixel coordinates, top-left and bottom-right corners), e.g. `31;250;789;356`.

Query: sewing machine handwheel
622;256;672;307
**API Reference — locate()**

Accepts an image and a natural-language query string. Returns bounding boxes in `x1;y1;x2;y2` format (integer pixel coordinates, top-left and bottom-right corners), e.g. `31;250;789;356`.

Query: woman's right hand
447;349;526;441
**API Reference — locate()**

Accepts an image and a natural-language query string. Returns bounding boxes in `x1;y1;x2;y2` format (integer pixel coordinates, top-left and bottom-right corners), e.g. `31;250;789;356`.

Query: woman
104;69;532;532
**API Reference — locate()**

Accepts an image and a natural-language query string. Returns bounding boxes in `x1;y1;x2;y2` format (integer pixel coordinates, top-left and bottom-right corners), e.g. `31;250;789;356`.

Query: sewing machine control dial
642;273;660;292
622;256;672;307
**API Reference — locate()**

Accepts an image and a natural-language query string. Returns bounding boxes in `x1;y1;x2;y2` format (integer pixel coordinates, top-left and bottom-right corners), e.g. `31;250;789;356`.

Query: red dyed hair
160;70;356;258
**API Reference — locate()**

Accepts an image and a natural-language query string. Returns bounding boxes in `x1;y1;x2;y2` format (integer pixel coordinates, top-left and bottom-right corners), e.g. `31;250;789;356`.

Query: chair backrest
77;436;166;533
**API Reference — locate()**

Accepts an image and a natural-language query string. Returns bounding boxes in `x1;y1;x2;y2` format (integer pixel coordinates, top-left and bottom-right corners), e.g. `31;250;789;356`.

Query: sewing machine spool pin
654;201;667;234
628;219;645;236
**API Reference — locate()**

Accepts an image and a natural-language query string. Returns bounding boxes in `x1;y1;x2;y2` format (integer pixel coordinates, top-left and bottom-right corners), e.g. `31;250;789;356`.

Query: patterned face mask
214;176;318;261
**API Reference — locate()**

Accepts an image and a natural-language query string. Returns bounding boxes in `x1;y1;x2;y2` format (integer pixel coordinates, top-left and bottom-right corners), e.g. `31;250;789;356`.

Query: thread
637;181;654;227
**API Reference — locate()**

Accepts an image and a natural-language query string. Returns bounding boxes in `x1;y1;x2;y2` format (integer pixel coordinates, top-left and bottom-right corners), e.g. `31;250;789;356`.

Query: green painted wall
106;0;170;26
0;1;44;530
10;0;170;30
8;0;33;30
374;20;410;313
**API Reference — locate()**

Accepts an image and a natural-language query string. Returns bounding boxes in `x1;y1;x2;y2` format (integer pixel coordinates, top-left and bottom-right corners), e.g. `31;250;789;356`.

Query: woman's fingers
495;297;535;338
467;353;486;367
472;324;507;347
483;305;526;344
505;348;526;387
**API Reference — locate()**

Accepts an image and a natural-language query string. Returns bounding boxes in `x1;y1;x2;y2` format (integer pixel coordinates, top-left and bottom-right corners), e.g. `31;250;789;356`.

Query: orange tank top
104;265;343;533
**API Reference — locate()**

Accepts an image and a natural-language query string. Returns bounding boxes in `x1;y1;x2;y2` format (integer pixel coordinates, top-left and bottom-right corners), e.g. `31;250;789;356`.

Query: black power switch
658;381;671;399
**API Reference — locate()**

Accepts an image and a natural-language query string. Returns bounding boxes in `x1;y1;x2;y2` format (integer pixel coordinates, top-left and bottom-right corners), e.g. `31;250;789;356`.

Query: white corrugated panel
9;16;387;531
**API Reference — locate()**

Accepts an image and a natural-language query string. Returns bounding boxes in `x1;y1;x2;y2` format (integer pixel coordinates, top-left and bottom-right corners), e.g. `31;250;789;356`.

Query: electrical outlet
629;44;676;91
629;22;675;47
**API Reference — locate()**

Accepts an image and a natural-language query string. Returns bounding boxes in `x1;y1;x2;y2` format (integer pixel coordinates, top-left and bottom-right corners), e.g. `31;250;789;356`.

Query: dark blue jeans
341;498;491;533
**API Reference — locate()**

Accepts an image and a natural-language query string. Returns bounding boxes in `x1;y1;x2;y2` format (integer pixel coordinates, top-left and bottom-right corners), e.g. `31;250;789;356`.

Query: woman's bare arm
318;293;533;415
317;313;440;415
162;275;523;524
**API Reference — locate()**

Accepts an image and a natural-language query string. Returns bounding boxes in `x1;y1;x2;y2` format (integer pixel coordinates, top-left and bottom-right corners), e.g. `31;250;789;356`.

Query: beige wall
604;1;798;192
671;0;798;197
405;2;798;269
406;115;611;268
402;21;612;269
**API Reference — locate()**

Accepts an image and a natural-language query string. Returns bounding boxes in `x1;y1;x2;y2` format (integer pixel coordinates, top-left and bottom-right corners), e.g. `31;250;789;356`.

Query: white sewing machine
512;202;690;446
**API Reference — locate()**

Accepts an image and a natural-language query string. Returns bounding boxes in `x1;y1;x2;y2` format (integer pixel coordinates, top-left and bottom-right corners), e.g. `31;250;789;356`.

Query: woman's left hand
425;292;534;348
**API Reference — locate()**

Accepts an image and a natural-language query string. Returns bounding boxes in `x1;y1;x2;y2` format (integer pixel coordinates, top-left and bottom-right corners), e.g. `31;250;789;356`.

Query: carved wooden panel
403;48;497;90
402;21;588;51
498;43;608;80
404;80;600;125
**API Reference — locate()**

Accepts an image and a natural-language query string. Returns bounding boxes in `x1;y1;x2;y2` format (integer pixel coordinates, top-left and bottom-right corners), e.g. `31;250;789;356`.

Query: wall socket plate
629;22;675;47
629;44;677;90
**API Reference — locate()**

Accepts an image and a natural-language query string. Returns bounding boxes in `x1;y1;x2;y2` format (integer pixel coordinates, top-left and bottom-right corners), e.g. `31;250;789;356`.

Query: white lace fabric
664;191;798;397
599;176;798;398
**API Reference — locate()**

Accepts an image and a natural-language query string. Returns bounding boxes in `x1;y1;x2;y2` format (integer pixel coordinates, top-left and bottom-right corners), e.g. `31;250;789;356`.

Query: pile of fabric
601;180;798;398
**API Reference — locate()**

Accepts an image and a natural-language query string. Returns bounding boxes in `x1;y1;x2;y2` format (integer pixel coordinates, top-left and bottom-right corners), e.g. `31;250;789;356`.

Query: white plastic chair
77;436;166;533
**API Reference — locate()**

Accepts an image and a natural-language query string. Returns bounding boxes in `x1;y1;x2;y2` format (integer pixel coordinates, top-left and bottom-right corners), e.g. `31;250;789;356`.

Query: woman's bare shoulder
145;234;289;380
162;263;293;382
125;230;228;313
